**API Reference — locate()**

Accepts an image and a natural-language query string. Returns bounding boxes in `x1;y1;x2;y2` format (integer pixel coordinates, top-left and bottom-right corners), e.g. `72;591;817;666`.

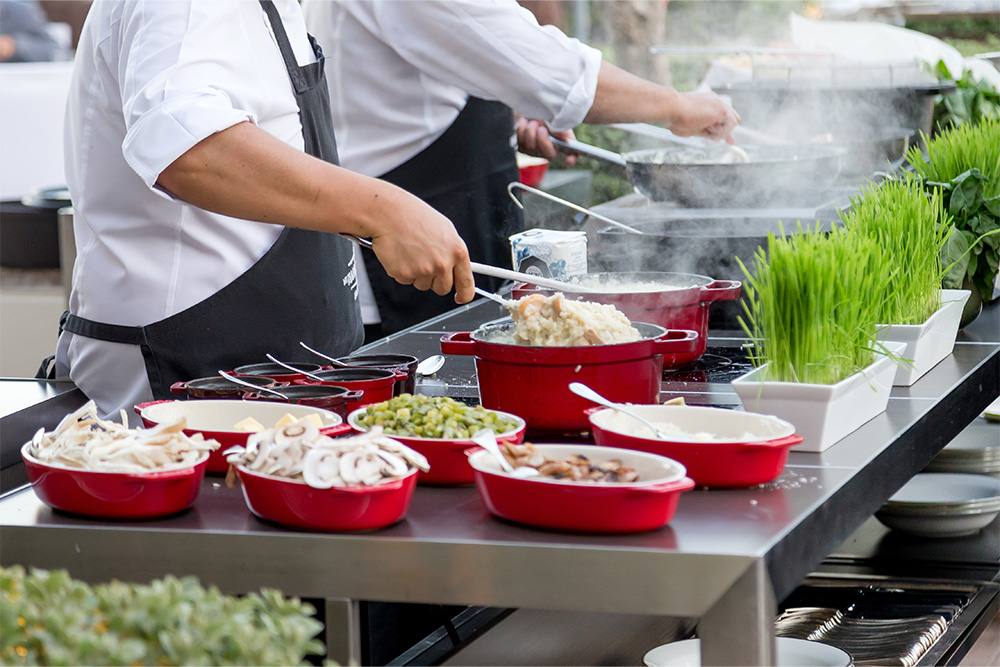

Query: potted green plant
0;566;327;666
905;117;1000;325
839;175;970;386
732;224;904;452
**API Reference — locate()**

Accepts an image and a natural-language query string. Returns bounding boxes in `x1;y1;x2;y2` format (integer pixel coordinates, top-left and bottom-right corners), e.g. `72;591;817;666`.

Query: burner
663;347;756;383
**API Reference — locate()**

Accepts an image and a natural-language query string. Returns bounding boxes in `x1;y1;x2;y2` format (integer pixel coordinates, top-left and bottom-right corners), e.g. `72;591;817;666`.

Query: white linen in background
57;0;318;417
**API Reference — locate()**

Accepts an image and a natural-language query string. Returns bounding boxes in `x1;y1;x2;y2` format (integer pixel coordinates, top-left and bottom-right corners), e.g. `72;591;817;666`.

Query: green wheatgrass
738;223;893;385
907;117;1000;195
840;175;953;325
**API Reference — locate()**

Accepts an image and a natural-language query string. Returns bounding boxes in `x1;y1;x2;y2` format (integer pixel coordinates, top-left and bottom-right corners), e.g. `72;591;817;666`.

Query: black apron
362;97;524;335
53;0;362;397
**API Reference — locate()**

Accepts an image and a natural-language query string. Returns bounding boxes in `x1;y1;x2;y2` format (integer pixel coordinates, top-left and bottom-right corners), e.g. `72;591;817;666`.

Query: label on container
509;229;587;280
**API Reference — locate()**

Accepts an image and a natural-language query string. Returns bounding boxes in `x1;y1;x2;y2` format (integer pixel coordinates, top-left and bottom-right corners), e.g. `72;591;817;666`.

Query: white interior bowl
643;637;852;667
590;404;795;442
140;399;342;432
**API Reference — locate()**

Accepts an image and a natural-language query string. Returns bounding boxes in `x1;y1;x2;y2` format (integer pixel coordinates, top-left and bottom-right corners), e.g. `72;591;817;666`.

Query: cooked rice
509;293;641;346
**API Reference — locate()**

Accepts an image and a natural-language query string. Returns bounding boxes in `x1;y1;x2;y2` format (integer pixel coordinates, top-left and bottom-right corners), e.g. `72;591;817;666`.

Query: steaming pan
557;138;845;207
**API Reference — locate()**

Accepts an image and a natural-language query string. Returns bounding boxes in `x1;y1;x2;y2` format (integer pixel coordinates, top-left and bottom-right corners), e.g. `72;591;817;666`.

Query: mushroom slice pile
224;424;429;489
28;400;219;473
501;442;640;483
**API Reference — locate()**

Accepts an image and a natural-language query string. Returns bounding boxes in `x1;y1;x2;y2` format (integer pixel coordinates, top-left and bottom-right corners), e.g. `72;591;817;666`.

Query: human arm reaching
157;121;474;303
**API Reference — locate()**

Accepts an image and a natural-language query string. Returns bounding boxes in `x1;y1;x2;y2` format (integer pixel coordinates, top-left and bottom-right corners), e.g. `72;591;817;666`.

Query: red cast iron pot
512;272;740;367
335;354;419;396
347;407;527;485
234;465;418;532
468;444;695;533
135;399;350;474
21;444;209;519
294;368;405;410
587;405;802;488
441;322;698;434
170;375;276;399
244;384;363;420
233;361;326;383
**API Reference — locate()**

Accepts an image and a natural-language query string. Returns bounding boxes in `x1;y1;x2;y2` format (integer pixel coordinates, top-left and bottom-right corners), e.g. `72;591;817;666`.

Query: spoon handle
218;371;289;400
265;354;326;382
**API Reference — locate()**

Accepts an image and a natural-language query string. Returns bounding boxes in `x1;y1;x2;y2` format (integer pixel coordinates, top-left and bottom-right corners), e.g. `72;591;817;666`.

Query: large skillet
554;138;846;208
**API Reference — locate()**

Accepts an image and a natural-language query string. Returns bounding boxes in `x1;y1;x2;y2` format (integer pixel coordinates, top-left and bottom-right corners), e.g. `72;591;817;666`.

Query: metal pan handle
507;182;643;235
550;137;629;168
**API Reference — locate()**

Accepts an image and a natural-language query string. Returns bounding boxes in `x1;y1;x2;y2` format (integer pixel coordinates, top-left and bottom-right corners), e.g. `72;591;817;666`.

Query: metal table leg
699;560;776;666
324;598;362;665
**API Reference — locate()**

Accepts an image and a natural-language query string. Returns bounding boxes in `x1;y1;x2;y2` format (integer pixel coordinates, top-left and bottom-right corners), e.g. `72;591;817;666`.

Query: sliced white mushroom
375;450;410;478
302;448;344;489
274;420;320;447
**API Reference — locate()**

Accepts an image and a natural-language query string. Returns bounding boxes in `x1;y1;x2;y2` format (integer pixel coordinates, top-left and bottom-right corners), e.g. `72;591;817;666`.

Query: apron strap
259;0;308;93
61;311;146;345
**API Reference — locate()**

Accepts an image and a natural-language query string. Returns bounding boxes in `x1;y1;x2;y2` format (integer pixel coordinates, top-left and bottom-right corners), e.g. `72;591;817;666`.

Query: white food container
876;289;971;386
509;228;587;280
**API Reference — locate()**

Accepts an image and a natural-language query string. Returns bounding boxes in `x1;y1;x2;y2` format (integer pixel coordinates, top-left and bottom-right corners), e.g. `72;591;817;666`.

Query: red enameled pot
587;405;802;488
21;444;209;519
234;465;418;532
171;375;277;399
512;272;740;367
294;368;405;410
441;322;698;434
334;354;419;395
243;384;362;419
468;444;695;533
233;361;327;383
135;400;350;474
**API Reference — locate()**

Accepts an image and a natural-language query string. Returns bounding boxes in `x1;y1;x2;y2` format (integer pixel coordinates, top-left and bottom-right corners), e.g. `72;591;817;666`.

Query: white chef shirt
301;0;603;323
56;0;319;418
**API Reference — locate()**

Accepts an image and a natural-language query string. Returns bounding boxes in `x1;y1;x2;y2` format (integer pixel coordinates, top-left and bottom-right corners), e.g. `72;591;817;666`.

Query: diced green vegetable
356;394;519;438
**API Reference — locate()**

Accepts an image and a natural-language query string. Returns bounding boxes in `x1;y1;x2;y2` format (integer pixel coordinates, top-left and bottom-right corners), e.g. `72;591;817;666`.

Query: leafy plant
839;175;954;325
906;117;1000;302
930;60;1000;131
737;223;893;385
0;566;326;666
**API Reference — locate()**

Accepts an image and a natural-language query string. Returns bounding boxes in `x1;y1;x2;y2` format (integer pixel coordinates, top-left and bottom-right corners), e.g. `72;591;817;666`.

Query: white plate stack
924;415;1000;477
875;473;1000;538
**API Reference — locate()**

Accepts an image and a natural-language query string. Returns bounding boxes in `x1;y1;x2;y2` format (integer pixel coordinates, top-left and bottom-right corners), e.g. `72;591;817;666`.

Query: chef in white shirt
48;0;474;418
302;0;739;339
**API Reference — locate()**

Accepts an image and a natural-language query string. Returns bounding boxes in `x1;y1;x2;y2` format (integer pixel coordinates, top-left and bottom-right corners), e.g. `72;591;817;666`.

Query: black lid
188;375;274;389
233;362;324;376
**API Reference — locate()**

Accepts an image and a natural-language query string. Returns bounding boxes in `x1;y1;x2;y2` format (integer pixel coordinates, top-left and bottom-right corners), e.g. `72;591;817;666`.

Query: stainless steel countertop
1;299;997;665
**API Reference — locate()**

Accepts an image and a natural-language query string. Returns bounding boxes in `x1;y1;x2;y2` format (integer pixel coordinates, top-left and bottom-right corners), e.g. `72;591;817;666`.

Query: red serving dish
233;465;418;531
244;384;362;419
517;153;549;187
21;443;209;519
588;404;801;488
512;272;740;367
171;375;277;399
294;367;405;410
135;400;350;475
347;407;527;485
441;322;698;434
334;354;419;396
468;444;694;533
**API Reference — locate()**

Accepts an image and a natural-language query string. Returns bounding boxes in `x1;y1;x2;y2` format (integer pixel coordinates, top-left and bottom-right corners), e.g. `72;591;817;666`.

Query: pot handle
440;332;475;356
343;389;365;402
700;280;742;303
133;399;176;415
626;476;696;497
742;433;803;450
391;369;409;381
169;382;189;395
320;423;354;438
651;329;699;355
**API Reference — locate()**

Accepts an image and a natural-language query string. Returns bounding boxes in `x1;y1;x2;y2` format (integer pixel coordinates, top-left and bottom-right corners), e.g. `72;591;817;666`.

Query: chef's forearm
156;120;407;239
583;62;680;126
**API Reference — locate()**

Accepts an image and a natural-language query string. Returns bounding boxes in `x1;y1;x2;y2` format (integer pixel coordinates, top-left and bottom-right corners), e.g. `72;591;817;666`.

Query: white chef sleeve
373;0;602;132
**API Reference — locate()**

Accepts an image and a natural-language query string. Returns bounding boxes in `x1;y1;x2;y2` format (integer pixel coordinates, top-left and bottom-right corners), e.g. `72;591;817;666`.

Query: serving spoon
474;286;515;311
298;342;353;368
568;381;669;439
217;370;290;400
471;429;538;478
415;354;446;376
265;354;327;382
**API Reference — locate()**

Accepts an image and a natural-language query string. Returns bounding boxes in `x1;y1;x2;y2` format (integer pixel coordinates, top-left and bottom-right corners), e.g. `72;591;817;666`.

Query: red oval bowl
468;444;695;533
347;407;527;485
517;154;549;187
233;465;418;531
135;400;349;475
588;405;801;488
21;443;209;519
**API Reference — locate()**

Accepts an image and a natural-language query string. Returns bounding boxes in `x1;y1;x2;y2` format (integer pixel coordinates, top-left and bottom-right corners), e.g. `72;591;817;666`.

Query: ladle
340;234;584;292
265;354;327;382
298;342;353;368
217;370;290;400
415;354;446;376
507;182;644;235
474;286;515;310
568;381;668;439
471;429;538;478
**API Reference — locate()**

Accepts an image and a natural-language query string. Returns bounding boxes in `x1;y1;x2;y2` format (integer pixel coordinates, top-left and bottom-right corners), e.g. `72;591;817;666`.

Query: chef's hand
667;91;741;144
369;195;475;305
516;117;578;165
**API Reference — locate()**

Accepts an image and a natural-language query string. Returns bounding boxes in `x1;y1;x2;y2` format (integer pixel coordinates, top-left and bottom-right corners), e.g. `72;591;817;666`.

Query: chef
50;0;474;418
302;0;740;339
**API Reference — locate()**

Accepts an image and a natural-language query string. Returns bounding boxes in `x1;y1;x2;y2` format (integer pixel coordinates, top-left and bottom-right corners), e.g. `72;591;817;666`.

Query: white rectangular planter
731;341;906;453
876;289;971;387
